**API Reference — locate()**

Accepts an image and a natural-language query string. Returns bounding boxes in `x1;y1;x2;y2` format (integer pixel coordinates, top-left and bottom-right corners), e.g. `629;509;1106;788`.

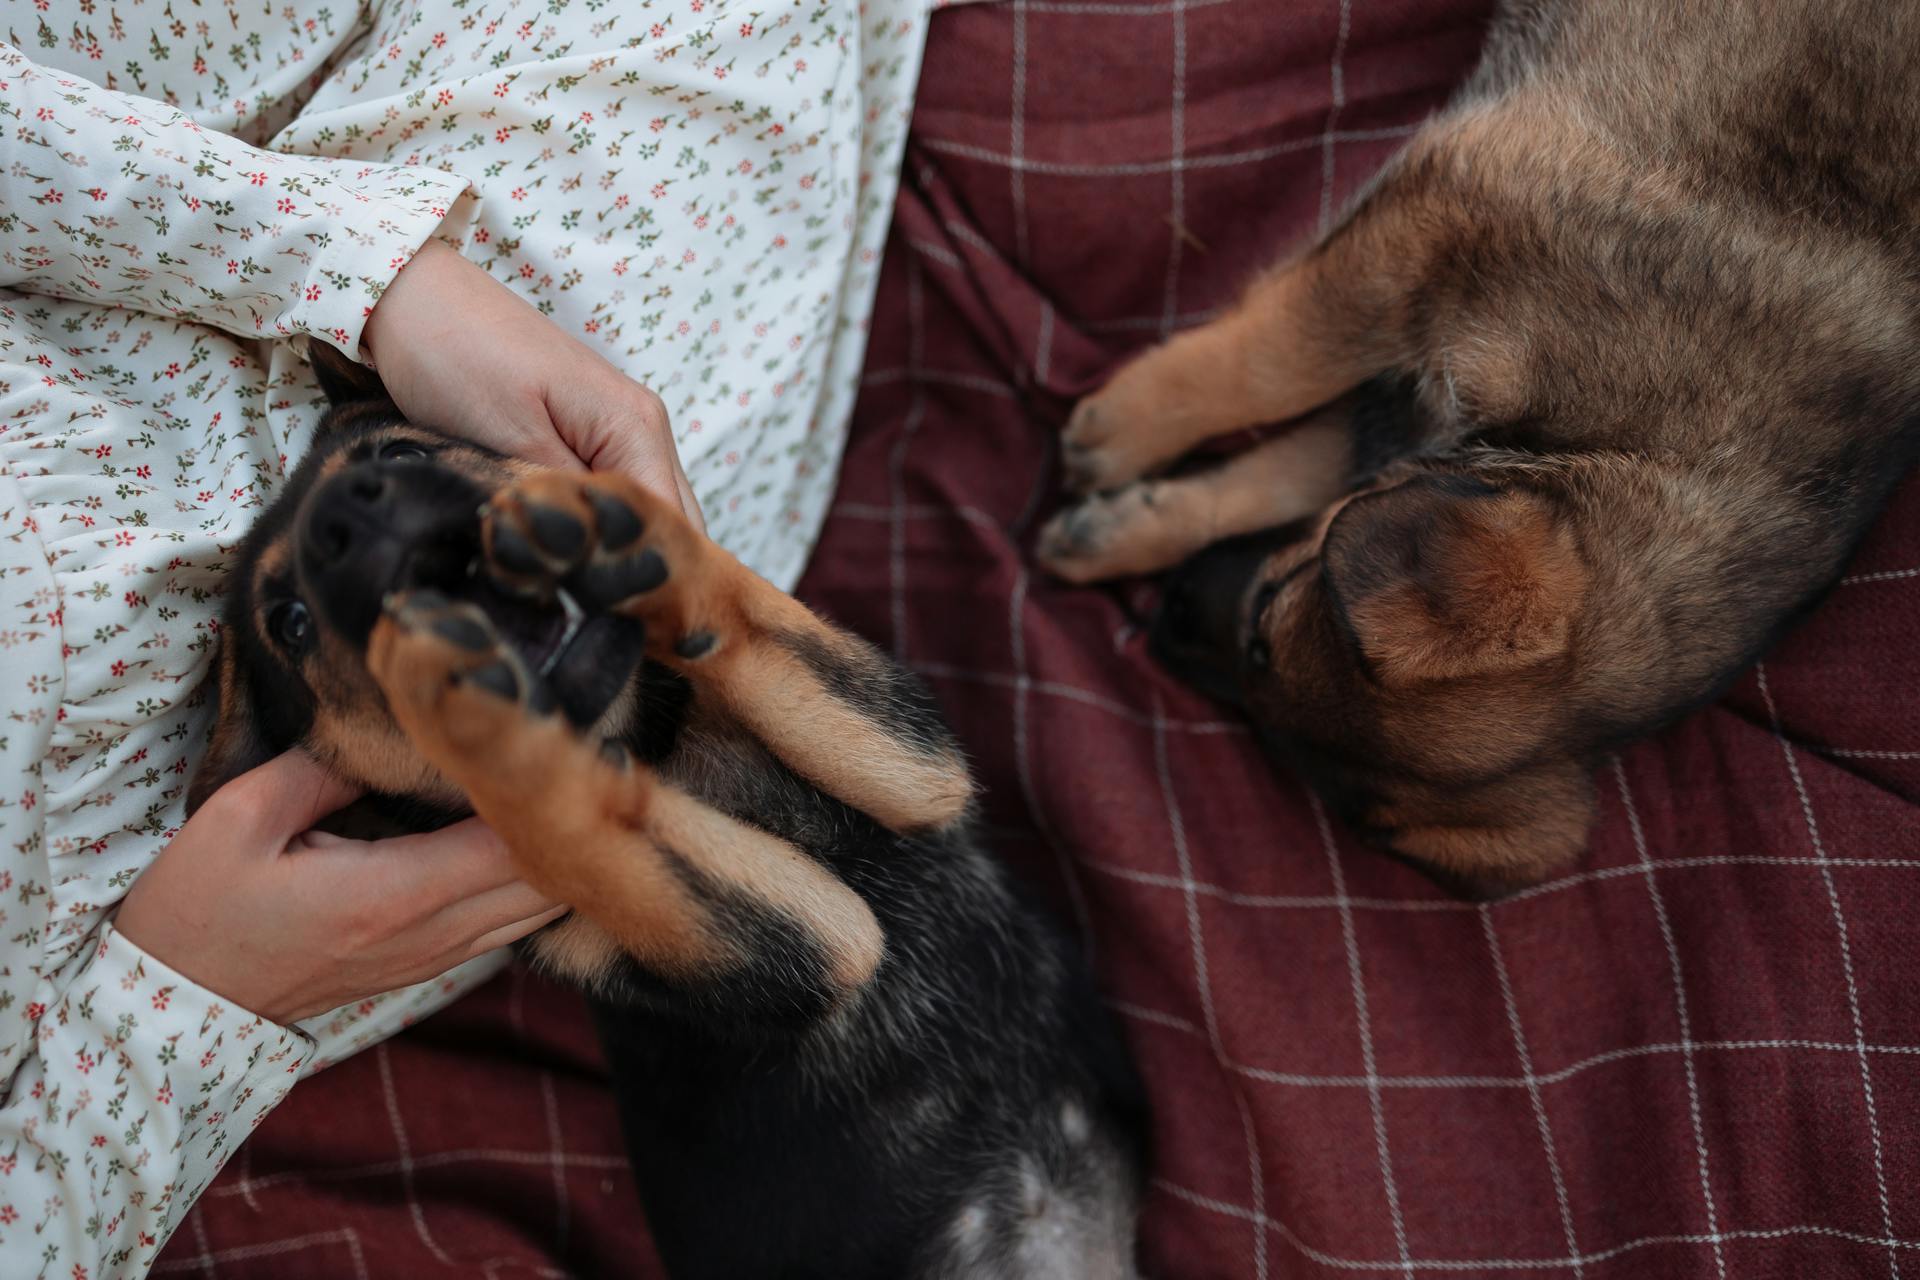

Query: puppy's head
1152;472;1595;892
188;347;644;815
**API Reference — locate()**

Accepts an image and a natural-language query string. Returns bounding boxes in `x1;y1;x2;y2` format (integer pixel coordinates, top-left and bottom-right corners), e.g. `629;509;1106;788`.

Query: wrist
363;237;466;371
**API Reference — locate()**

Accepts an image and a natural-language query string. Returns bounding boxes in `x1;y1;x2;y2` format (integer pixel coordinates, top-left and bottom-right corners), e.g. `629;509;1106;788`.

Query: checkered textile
160;2;1920;1276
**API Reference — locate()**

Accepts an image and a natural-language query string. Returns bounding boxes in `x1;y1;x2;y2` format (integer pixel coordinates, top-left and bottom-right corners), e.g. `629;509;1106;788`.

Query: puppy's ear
186;640;274;814
307;339;392;409
1324;476;1587;685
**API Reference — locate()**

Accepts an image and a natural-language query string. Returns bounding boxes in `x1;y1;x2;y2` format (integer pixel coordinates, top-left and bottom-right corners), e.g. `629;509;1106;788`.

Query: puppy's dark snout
346;467;389;504
297;456;485;642
305;460;400;564
313;516;353;561
1157;574;1207;646
1150;522;1304;707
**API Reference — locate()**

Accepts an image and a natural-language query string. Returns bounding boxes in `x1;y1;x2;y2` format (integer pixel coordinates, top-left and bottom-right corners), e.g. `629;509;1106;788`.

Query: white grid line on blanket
1152;693;1270;1280
1024;0;1236;13
1080;848;1920;909
1010;0;1032;265
186;1204;223;1280
919;123;1420;176
539;1069;571;1269
1613;758;1726;1278
209;1148;631;1199
1319;0;1354;233
1159;0;1190;339
1842;566;1920;585
861;366;1020;398
1114;1017;1920;1091
153;1229;371;1279
1758;662;1902;1279
887;258;930;660
377;1042;456;1266
1315;789;1413;1275
1483;907;1584;1278
1012;532;1098;954
1155;1178;1920;1274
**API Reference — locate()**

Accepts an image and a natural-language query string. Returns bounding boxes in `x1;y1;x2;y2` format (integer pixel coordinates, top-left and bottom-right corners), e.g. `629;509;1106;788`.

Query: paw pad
587;489;644;550
528;505;587;559
572;547;667;610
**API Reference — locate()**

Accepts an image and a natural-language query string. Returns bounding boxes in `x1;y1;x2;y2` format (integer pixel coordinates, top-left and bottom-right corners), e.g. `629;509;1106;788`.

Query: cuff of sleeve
76;923;316;1165
23;926;317;1259
291;162;476;360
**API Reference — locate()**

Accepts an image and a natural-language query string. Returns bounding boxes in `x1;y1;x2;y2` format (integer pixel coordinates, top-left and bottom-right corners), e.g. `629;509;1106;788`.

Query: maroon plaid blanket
162;2;1920;1276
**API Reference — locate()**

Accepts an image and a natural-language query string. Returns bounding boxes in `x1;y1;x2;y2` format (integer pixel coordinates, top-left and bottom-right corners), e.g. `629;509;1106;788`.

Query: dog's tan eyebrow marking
313;448;353;485
249;540;293;631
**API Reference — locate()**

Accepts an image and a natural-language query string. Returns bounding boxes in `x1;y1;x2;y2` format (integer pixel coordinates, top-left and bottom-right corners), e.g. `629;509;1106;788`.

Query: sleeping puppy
191;349;1145;1280
1039;0;1920;892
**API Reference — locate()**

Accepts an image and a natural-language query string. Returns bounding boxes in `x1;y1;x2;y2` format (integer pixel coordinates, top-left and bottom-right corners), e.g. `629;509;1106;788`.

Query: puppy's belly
527;914;624;988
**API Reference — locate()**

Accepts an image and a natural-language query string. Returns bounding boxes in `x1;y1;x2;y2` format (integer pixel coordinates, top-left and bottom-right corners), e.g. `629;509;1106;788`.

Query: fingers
374;816;526;902
673;463;708;535
215;749;364;846
463;903;572;958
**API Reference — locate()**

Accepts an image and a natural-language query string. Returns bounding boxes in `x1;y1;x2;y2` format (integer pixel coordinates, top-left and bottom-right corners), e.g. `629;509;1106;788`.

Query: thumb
233;750;364;845
548;380;691;515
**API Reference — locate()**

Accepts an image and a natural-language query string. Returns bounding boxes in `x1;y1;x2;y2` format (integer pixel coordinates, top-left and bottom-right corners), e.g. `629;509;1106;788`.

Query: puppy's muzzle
299;458;484;643
1151;523;1303;708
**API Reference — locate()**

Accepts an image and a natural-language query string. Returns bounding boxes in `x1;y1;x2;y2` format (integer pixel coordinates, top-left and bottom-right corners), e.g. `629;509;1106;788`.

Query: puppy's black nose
1150;522;1304;707
347;467;388;504
305;461;400;564
1157;573;1206;647
296;455;485;644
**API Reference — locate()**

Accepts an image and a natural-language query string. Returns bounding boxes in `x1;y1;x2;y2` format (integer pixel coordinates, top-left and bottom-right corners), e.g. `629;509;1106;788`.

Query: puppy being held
1040;0;1920;892
194;348;1146;1280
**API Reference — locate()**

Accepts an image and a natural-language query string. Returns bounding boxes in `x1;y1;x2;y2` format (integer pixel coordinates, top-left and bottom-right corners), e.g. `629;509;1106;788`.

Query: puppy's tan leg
483;473;974;836
367;594;885;993
1038;414;1352;583
1063;174;1447;495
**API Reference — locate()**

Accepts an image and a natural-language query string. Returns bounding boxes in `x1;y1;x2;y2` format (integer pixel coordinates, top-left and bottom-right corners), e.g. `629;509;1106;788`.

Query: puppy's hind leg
482;472;976;836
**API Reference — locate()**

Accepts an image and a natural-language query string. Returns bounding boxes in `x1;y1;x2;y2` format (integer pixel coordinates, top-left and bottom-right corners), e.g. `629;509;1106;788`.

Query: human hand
362;238;706;532
116;750;566;1025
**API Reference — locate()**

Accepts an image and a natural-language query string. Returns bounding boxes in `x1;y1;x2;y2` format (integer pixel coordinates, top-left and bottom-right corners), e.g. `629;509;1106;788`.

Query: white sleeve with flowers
0;43;470;359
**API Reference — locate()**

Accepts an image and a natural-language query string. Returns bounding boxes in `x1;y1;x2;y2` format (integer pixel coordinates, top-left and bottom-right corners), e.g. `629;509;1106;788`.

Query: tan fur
525;915;626;988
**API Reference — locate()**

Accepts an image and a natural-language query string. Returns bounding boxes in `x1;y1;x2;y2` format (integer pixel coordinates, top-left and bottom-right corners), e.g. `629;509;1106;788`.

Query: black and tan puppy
192;351;1145;1279
1039;0;1920;890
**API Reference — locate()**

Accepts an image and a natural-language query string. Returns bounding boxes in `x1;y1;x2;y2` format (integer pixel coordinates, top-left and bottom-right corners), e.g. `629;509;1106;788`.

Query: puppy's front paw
368;588;558;759
1060;395;1147;496
1038;482;1203;583
483;473;731;663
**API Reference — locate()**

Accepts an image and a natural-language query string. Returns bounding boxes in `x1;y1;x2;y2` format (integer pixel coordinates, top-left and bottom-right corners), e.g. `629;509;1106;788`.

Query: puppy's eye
1251;579;1283;622
1246;580;1282;669
378;440;430;462
269;600;314;655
